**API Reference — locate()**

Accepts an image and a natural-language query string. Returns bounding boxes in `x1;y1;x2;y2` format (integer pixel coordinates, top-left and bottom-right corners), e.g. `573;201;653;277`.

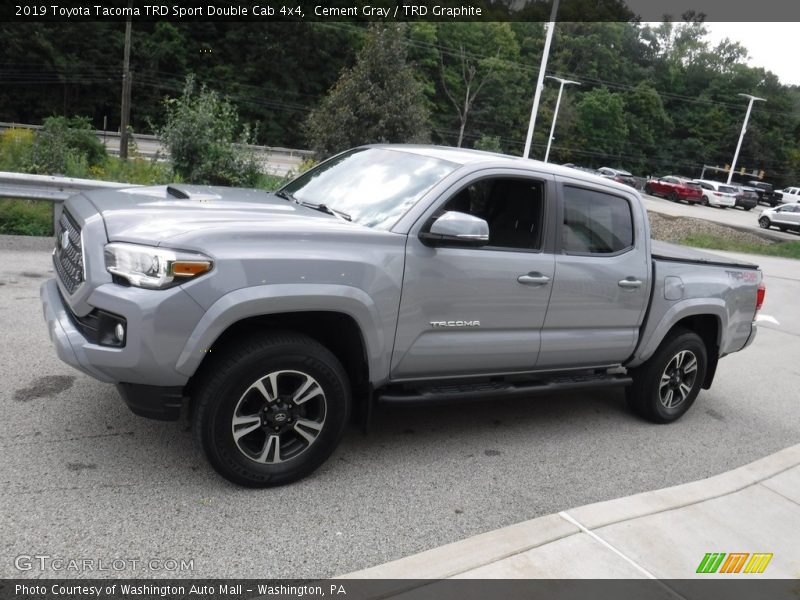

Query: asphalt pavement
0;237;797;579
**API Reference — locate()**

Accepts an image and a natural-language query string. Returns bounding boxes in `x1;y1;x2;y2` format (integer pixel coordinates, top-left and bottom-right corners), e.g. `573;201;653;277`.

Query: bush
158;76;261;187
474;135;502;153
0;199;52;236
29;116;107;176
93;156;173;185
0;128;35;172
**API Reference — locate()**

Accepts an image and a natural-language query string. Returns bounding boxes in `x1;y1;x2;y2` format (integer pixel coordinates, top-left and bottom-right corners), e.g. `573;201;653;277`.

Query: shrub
0;128;35;172
474;134;502;153
158;76;261;187
29;116;107;176
0;199;53;236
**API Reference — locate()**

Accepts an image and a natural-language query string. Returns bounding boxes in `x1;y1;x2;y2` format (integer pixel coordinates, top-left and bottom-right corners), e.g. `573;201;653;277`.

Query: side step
377;373;632;405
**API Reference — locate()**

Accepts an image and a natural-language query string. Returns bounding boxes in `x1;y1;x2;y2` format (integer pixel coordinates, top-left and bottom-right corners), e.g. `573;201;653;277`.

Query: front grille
53;209;84;294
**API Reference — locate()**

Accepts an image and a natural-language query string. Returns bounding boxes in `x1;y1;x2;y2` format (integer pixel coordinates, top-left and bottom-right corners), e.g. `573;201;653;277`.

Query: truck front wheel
627;329;707;423
192;332;351;487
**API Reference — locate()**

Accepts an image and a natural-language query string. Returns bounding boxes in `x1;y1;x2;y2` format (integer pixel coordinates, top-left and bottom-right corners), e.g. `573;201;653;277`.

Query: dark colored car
598;167;637;188
746;181;782;207
643;176;703;204
731;185;759;211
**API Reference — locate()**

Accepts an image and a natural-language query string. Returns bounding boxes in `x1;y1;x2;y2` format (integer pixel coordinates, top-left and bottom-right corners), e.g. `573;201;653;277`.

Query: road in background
0;237;797;579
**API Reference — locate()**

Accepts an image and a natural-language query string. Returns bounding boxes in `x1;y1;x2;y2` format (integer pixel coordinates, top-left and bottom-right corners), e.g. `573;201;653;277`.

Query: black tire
644;184;653;195
627;328;707;424
669;191;678;202
192;331;351;487
759;216;771;229
745;207;753;211
701;195;709;206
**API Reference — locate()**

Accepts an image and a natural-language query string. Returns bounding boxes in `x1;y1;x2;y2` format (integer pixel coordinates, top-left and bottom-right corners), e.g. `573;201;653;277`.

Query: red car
644;176;703;204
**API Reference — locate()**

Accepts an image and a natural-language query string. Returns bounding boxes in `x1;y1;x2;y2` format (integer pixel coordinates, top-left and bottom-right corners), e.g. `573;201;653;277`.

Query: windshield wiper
297;200;352;222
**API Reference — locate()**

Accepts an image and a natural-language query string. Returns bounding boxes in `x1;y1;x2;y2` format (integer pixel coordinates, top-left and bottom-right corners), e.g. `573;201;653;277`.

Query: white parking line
756;314;780;325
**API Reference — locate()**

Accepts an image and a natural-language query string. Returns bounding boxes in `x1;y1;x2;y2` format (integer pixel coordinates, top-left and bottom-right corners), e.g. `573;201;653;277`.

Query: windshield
280;148;459;229
719;185;736;194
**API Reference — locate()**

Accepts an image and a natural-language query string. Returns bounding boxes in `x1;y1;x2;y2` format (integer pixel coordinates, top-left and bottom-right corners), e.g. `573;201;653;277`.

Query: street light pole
543;76;580;163
727;93;765;184
523;0;560;159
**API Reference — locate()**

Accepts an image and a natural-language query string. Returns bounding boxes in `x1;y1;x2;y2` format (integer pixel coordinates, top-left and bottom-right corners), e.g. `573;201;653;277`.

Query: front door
391;173;556;381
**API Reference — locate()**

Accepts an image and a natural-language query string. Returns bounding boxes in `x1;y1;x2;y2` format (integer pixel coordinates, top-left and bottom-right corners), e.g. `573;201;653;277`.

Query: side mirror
420;211;489;247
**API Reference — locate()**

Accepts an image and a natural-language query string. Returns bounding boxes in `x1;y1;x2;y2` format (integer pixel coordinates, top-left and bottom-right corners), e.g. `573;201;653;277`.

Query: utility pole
727;93;765;184
523;0;560;159
543;76;580;163
119;3;133;160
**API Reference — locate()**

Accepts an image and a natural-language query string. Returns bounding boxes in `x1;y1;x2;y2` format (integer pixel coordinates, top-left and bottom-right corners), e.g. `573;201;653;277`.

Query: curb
340;443;800;579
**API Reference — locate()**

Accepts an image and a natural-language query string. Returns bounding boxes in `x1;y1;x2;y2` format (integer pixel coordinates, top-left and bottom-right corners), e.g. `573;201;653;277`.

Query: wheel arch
630;301;725;384
175;284;389;390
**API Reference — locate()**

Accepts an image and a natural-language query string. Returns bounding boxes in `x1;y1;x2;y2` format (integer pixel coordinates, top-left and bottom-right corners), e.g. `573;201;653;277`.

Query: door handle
618;278;643;289
518;273;551;286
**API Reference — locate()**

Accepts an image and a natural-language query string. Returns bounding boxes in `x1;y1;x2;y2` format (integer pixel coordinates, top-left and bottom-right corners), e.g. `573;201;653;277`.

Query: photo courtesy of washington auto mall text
1;0;800;598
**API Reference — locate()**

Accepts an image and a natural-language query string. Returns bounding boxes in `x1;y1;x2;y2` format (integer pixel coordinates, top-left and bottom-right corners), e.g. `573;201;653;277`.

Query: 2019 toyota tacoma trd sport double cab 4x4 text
41;146;765;487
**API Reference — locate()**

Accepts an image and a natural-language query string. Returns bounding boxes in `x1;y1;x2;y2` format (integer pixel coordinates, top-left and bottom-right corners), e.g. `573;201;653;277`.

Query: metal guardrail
0;171;138;233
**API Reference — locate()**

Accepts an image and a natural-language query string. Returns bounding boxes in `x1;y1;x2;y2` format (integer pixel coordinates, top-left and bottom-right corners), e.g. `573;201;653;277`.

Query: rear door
537;181;650;369
390;169;556;380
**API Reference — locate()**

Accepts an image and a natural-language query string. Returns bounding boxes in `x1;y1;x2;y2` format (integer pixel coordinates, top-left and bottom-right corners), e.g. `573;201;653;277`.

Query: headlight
104;243;213;289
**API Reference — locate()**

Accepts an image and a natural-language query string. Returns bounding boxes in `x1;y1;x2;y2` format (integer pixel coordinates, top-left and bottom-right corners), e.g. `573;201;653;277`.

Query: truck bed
651;240;759;270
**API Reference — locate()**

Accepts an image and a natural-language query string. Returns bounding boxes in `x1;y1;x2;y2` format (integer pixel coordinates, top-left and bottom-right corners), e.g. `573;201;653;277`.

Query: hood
82;184;349;245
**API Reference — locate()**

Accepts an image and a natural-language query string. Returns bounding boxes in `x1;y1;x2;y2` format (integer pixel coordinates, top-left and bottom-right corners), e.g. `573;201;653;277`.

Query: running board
377;374;632;405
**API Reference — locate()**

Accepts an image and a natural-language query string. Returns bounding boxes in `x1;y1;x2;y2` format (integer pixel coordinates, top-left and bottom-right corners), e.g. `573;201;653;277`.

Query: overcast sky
703;23;799;87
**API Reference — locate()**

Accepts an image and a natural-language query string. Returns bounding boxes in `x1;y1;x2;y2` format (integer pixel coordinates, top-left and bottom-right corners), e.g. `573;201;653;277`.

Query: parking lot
1;235;798;579
641;192;800;241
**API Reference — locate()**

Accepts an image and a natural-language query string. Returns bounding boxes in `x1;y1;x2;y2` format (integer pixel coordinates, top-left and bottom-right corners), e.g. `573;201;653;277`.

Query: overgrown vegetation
158;76;261;186
0;199;52;236
678;233;800;259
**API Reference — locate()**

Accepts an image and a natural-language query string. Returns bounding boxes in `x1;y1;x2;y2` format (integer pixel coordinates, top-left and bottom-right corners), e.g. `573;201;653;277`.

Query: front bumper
41;278;116;383
40;278;203;387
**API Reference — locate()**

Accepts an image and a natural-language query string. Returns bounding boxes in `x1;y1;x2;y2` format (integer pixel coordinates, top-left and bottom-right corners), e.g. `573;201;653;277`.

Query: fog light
114;323;125;342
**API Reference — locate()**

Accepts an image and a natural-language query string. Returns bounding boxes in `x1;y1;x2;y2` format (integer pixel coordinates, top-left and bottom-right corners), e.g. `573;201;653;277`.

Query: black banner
2;0;799;23
3;580;800;600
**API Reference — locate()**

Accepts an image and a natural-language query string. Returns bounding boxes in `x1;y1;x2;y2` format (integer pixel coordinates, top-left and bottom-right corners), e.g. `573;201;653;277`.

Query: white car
777;187;800;203
758;204;800;233
692;179;738;208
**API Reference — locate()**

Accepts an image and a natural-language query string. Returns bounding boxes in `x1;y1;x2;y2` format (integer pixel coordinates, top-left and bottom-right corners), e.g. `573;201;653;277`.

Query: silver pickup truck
41;145;765;487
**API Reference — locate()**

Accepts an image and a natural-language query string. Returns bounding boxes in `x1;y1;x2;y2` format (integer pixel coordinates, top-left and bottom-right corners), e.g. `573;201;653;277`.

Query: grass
0;199;53;236
679;233;800;259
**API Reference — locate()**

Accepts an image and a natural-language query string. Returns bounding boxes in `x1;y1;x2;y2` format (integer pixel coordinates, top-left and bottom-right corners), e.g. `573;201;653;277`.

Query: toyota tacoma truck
41;146;765;487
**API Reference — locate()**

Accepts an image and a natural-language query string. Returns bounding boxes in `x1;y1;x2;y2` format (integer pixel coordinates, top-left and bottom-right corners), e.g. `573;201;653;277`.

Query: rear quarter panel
629;260;760;366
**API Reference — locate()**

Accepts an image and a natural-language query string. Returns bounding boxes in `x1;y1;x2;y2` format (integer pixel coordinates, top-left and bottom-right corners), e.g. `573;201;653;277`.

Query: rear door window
562;186;634;255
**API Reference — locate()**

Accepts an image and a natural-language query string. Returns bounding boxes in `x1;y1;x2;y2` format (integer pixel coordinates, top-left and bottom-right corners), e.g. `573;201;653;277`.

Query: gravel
647;211;776;246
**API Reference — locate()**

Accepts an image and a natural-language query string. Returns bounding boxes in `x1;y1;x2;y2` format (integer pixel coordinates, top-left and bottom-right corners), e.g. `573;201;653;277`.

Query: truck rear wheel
192;331;351;487
627;329;707;423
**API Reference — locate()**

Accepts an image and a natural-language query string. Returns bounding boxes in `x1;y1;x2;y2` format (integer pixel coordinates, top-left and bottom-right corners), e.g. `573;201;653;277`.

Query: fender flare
628;298;727;367
174;284;388;380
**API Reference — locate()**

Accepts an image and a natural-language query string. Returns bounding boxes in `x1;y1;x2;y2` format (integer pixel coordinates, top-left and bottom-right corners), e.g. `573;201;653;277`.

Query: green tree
158;76;260;186
576;87;629;161
305;24;430;158
30;116;107;176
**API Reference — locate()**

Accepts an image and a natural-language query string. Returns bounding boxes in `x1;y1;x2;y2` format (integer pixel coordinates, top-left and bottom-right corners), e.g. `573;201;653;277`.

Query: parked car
775;187;800;203
746;181;782;207
692;179;738;209
730;185;759;211
598;167;636;188
41;145;764;487
758;204;800;233
644;176;703;204
563;163;600;175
